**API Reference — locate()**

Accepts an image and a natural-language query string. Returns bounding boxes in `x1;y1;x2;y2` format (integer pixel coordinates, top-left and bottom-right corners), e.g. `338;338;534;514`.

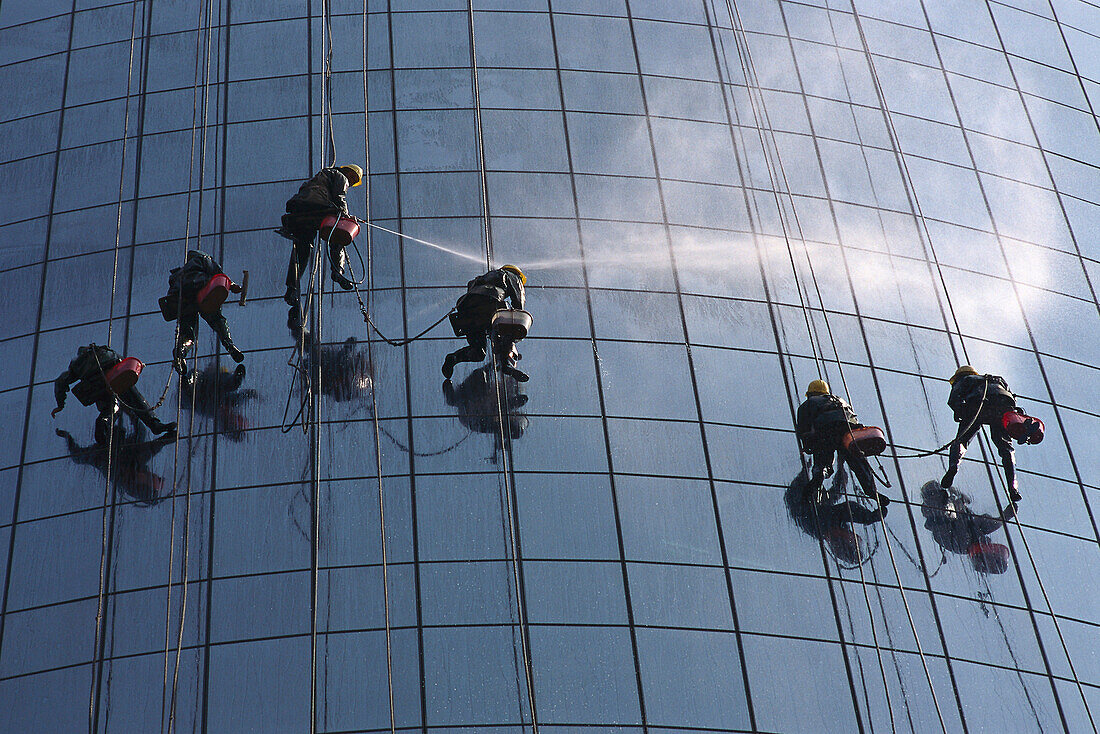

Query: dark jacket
167;250;223;301
948;374;1014;423
462;268;525;311
55;344;122;408
286;168;350;215
796;393;859;451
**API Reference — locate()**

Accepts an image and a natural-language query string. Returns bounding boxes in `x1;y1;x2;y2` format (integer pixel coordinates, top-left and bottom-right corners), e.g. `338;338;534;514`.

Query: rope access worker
921;480;1014;575
941;366;1043;504
796;379;890;508
162;250;244;376
52;344;176;444
276;164;364;305
442;265;529;383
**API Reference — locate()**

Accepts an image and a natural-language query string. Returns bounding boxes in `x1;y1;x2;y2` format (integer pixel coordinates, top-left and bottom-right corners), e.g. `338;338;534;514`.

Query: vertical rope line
841;1;966;359
467;3;539;729
725;2;950;729
720;3;825;376
309;4;330;730
807;11;918;728
820;0;944;442
167;0;216;731
158;0;212;723
467;0;493;265
906;0;1098;724
90;2;144;730
360;2;397;728
544;1;652;727
707;2;802;412
839;8;1046;727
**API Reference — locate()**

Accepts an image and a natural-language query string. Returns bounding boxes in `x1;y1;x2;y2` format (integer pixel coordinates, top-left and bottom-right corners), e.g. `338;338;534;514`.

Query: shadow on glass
920;480;1013;575
785;466;885;568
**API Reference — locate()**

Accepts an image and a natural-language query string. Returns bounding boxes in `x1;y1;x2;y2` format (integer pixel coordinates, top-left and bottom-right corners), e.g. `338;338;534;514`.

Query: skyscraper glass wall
1;0;1098;731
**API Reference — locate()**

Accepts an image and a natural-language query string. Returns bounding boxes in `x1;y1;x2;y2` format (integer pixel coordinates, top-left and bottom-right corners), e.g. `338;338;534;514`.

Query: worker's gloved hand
230;282;243;294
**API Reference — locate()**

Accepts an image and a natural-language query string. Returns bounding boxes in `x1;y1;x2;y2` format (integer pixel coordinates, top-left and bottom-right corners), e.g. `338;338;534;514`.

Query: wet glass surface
1;0;1099;731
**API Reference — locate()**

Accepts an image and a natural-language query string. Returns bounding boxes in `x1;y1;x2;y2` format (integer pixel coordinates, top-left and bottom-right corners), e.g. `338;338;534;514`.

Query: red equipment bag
319;215;360;247
72;357;144;405
841;426;887;458
104;357;144;393
197;273;233;314
1002;411;1044;445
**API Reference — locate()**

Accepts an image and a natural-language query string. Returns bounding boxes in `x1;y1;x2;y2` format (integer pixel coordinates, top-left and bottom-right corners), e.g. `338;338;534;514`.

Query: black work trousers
285;237;348;290
810;446;877;498
175;310;237;358
93;388;160;443
445;298;518;370
944;420;1016;491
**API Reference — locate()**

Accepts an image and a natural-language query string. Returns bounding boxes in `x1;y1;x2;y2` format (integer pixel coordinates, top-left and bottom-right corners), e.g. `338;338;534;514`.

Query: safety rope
162;0;215;731
310;3;328;729
840;5;1095;729
360;5;397;727
89;0;144;729
466;1;539;728
722;2;948;730
891;380;989;460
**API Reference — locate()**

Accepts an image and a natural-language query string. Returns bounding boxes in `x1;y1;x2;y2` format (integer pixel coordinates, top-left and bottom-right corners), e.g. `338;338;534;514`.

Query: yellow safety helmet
501;264;526;285
338;164;363;187
805;379;830;397
949;365;978;385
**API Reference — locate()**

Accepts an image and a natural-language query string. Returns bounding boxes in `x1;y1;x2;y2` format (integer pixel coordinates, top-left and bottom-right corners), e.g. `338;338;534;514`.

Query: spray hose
324;216;458;347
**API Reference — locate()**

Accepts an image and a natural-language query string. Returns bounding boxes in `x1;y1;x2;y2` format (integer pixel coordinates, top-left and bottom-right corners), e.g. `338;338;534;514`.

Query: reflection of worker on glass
786;467;886;567
56;424;173;505
443;365;528;463
795;379;889;508
52;343;176;444
289;320;373;404
921;480;1013;575
443;265;530;383
182;364;257;442
942;366;1043;505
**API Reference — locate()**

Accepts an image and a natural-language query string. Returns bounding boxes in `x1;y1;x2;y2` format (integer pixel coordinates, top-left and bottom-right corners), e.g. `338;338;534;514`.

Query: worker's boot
501;361;529;383
206;313;245;363
144;417;177;437
804;470;825;504
173;341;192;376
284;282;300;307
442;352;459;380
94;403;120;445
330;247;354;291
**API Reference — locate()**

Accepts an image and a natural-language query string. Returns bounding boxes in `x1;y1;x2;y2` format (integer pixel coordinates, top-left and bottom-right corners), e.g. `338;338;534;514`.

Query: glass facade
1;0;1099;731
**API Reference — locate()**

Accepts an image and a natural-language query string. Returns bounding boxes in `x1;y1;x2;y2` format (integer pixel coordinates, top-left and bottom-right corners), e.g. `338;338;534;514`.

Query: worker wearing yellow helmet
795;379;890;509
942;366;1043;504
276;164;364;308
443;265;530;382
